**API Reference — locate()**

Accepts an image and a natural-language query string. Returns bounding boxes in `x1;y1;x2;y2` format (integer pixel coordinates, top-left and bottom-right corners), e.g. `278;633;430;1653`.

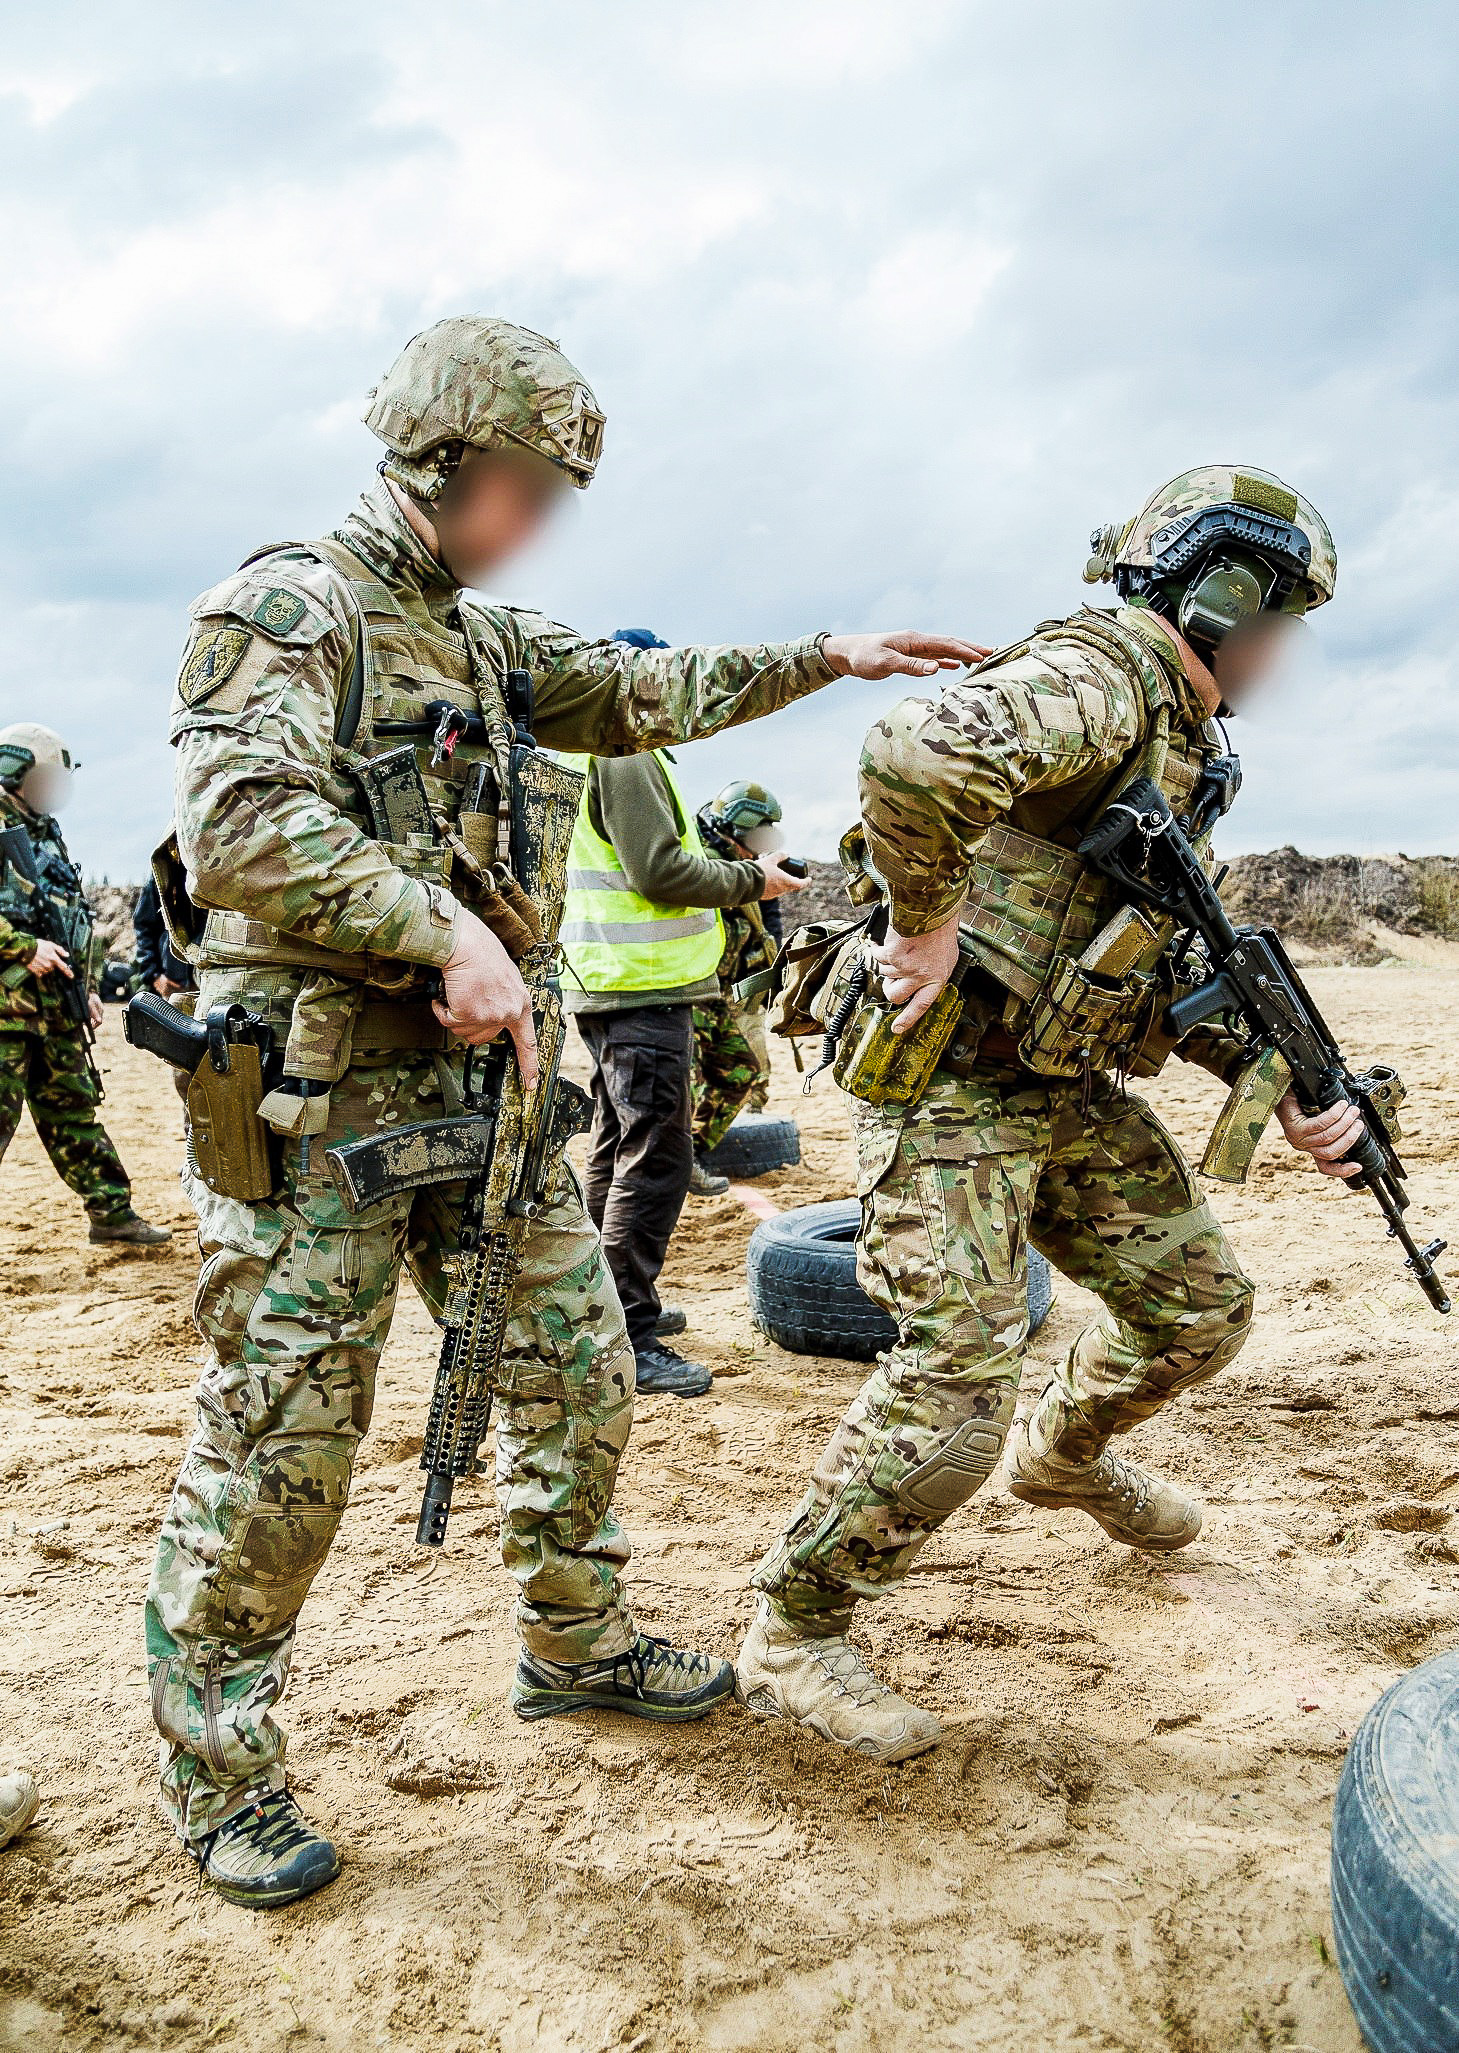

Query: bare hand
88;993;103;1031
1276;1090;1366;1179
874;911;964;1034
821;631;989;681
29;938;71;978
153;974;184;998
756;853;807;902
432;911;539;1091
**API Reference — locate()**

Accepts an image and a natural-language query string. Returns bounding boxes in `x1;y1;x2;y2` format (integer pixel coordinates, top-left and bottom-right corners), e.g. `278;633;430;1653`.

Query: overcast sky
1;1;1455;878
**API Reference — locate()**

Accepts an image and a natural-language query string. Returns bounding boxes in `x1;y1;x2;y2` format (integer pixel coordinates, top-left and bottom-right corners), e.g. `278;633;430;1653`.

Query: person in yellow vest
562;650;804;1396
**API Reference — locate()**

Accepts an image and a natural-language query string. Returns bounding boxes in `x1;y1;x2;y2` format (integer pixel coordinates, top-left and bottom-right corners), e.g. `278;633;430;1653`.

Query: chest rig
192;536;529;1095
951;609;1224;1080
0;798;90;1022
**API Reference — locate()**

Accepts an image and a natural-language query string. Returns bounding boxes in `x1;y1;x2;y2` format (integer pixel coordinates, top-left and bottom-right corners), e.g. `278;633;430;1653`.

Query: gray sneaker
0;1769;39;1849
688;1158;730;1197
189;1789;340;1910
511;1634;735;1724
654;1305;688;1337
89;1211;172;1246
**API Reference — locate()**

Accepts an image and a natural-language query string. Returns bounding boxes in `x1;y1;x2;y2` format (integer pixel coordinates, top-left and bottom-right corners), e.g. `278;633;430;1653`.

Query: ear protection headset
1117;504;1314;658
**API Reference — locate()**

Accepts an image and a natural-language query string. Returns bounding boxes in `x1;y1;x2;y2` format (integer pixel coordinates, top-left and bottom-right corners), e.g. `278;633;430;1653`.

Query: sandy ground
2;962;1457;2053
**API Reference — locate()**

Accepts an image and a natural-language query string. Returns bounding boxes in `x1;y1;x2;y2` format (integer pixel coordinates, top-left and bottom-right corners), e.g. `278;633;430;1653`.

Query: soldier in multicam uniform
691;780;786;1172
144;315;980;1906
738;466;1370;1761
0;725;170;1246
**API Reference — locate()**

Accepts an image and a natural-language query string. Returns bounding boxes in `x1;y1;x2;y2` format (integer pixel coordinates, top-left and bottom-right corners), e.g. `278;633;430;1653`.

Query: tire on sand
703;1113;801;1181
747;1198;1052;1361
1331;1649;1459;2053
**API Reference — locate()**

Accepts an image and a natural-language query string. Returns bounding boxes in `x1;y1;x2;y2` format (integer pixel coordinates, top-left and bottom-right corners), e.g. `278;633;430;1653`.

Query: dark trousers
577;1006;694;1352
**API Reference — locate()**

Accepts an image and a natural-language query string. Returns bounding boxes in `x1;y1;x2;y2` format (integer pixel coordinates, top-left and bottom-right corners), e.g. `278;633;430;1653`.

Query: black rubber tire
747;1198;1052;1361
703;1113;801;1180
1331;1649;1459;2052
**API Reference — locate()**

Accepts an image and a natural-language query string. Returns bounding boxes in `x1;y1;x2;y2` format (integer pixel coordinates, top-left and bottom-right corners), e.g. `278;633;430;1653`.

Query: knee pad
893;1384;1018;1520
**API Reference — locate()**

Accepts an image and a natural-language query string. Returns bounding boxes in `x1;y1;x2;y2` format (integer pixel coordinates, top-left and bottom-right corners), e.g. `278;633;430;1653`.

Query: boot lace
614;1635;707;1693
211;1789;319;1866
811;1640;892;1709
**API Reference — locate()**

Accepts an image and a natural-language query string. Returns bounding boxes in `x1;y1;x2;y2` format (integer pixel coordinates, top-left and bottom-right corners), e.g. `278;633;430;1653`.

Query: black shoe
634;1345;712;1397
655;1305;688;1338
189;1789;340;1909
510;1635;735;1724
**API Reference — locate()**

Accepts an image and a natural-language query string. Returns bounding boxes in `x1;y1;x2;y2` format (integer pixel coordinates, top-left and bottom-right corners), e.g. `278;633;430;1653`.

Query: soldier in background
691;780;788;1168
145;315;981;1906
738;467;1368;1761
0;725;171;1246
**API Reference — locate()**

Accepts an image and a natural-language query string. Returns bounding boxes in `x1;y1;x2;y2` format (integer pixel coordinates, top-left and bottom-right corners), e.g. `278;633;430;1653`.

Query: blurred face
431;445;570;584
1212;612;1308;711
19;764;70;813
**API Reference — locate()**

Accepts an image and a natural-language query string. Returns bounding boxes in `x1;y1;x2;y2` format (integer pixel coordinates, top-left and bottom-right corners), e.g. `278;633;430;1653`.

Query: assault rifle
0;822;98;1063
325;671;592;1546
1079;776;1450;1314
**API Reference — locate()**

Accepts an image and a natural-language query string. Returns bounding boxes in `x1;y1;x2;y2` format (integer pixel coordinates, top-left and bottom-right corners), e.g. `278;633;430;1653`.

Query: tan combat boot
1005;1408;1202;1551
735;1599;943;1762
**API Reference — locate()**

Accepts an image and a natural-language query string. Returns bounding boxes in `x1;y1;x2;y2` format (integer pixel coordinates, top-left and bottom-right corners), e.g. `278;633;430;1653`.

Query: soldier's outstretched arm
496;608;986;756
170;567;462;969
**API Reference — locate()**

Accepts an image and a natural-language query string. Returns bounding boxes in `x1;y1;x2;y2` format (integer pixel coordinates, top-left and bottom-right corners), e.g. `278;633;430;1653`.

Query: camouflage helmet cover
1084;465;1337;609
704;779;783;837
364;316;605;496
0;721;75;785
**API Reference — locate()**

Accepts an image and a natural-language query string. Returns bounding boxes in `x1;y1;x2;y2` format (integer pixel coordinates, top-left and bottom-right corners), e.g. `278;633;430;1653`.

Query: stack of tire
1331;1651;1459;2050
747;1198;1052;1360
702;1113;801;1181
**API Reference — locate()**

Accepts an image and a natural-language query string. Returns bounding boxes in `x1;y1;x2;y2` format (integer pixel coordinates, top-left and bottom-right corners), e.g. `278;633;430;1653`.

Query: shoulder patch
179;625;253;705
252;588;307;637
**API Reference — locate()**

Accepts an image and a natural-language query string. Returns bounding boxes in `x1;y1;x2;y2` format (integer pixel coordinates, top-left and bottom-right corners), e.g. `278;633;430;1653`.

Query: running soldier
738;466;1369;1760
145;316;980;1904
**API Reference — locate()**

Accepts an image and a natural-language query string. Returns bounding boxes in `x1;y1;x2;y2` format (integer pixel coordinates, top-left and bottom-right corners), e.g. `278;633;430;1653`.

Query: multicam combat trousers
691;994;771;1154
754;1066;1254;1634
145;1009;637;1842
0;1024;131;1220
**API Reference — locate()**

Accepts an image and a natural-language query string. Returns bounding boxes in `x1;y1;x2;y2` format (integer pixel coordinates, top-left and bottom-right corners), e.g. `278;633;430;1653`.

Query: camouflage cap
1084;465;1336;608
0;721;75;783
364;317;605;497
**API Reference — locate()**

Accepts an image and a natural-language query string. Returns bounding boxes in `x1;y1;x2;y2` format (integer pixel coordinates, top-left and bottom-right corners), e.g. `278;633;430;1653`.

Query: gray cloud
0;0;1454;876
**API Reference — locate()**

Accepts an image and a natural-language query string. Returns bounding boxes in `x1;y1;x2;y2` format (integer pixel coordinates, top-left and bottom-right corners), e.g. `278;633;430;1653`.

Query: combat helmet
0;723;75;789
701;780;783;846
364;317;606;500
1083;465;1336;658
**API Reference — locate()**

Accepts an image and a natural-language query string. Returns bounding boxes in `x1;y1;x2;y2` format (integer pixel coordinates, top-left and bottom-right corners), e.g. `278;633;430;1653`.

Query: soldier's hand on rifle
820;632;989;681
28;938;71;978
756;853;806;901
434;911;540;1092
88;993;103;1031
875;910;964;1034
1276;1091;1366;1179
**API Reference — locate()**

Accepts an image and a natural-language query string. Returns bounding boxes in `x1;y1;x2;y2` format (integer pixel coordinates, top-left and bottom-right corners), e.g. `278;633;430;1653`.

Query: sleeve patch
252;588;307;637
179;625;253;705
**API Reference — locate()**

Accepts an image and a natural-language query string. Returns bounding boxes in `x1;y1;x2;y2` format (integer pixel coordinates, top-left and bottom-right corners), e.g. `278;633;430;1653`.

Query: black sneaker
655;1305;688;1338
189;1789;340;1909
634;1345;712;1397
510;1635;735;1724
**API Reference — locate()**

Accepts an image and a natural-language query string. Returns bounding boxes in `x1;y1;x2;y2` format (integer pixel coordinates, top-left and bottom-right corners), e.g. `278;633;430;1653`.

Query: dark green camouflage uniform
691;852;775;1152
754;607;1255;1632
0;792;130;1222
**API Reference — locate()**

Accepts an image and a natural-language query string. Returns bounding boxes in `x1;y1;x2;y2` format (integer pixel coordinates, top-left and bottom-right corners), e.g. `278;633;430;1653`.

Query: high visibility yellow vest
559;751;726;994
